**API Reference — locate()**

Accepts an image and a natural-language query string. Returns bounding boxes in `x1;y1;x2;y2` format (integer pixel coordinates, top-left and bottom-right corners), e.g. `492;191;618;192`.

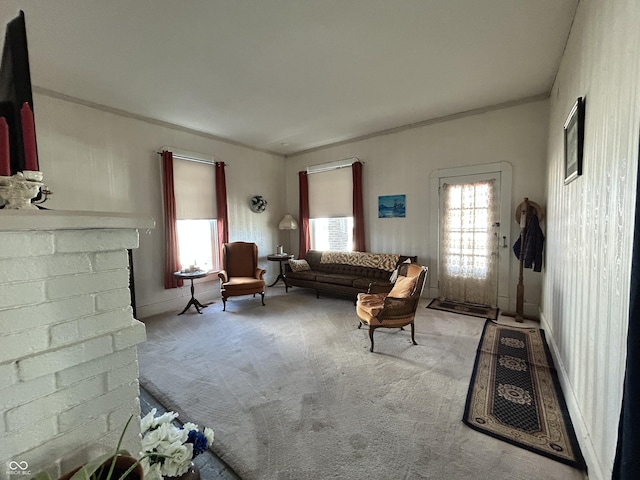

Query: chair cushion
388;275;416;298
289;259;311;272
404;263;423;278
356;293;386;317
222;277;265;290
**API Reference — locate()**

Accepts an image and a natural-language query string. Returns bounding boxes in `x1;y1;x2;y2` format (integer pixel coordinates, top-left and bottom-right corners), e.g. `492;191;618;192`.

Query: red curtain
352;161;366;252
161;151;183;288
215;162;229;267
298;171;310;259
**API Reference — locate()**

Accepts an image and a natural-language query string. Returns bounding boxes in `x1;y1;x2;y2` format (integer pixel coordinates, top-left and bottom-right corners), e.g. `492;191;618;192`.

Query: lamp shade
278;214;298;230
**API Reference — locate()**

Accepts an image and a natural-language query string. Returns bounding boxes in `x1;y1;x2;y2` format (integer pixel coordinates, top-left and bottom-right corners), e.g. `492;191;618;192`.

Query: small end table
267;254;294;287
173;270;211;315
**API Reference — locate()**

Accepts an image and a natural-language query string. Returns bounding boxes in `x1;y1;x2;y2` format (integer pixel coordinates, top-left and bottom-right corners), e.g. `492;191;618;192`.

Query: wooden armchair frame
356;264;428;352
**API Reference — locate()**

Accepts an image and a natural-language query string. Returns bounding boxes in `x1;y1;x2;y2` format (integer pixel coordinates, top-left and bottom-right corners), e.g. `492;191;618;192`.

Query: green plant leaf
69;416;136;480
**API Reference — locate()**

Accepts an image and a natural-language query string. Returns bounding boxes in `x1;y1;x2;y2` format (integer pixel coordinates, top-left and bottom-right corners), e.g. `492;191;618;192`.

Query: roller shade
173;159;216;219
308;167;352;218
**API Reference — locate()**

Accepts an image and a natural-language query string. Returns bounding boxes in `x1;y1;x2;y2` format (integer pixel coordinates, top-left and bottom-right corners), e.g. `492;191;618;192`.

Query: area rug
463;320;586;470
427;298;498;320
137;290;586;480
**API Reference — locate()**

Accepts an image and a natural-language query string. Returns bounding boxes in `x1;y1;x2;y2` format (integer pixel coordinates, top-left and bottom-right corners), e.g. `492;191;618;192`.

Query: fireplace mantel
0;209;155;231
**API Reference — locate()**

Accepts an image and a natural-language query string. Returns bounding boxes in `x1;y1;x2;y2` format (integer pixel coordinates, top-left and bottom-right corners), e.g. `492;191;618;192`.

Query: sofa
285;250;417;300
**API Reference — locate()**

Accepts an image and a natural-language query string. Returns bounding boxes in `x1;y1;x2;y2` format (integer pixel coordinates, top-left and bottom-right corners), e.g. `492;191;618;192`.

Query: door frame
429;161;513;311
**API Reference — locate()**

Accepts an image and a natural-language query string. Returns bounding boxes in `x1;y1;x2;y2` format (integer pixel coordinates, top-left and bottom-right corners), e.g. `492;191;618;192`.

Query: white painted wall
284;99;550;313
543;0;640;478
33;93;285;318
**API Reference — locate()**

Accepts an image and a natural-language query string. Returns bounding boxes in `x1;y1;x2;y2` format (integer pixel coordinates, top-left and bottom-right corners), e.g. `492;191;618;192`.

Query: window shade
308;167;352;218
173;159;216;219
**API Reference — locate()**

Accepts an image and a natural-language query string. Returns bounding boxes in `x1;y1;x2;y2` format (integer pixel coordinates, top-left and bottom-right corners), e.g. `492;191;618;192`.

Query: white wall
284;99;550;312
33;93;285;317
543;0;640;478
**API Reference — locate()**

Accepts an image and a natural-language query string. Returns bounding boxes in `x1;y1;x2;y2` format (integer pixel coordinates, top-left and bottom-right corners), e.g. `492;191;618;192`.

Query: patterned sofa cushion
289;259;311;272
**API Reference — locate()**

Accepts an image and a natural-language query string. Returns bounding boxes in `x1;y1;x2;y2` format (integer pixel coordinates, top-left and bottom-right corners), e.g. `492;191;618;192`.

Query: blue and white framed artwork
378;194;406;218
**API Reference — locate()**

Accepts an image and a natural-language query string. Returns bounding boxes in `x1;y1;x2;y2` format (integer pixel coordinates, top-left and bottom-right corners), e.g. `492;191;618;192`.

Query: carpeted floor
137;288;586;480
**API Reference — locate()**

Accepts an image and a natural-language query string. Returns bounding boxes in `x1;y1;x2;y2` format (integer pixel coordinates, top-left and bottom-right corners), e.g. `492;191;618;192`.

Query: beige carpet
137;289;586;480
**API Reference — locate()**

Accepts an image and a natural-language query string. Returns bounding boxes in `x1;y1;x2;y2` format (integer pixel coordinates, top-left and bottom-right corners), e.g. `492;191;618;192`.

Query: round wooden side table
267;254;294;287
173;270;211;314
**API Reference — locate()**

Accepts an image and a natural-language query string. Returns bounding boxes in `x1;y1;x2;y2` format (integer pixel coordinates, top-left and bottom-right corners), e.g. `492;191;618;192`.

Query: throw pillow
388;275;416;298
289;259;311;272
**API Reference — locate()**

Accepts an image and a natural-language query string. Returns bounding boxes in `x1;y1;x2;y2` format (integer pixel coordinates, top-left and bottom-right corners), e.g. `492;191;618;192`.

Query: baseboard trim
539;310;605;480
136;290;219;319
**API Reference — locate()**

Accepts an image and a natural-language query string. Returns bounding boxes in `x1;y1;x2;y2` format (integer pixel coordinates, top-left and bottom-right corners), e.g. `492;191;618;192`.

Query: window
308;167;353;251
310;217;354;251
177;219;218;271
173;158;219;271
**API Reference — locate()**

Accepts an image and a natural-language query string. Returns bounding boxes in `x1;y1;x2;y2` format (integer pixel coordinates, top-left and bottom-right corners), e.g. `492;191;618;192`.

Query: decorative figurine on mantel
0;105;44;209
0;170;43;209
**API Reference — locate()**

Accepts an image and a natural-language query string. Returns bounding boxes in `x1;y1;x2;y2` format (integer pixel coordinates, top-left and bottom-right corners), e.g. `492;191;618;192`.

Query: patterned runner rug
463;320;587;471
427;298;498;320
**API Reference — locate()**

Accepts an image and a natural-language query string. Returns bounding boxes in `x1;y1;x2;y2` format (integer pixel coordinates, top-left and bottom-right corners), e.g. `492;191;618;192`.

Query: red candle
0;116;9;176
21;102;38;171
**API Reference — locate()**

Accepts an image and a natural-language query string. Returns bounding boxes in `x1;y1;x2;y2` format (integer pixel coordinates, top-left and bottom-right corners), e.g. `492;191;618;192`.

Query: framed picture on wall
378;194;406;218
564;97;585;185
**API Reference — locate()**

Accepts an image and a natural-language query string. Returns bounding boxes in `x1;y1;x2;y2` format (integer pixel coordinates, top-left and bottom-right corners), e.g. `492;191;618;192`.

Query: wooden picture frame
564;97;585;185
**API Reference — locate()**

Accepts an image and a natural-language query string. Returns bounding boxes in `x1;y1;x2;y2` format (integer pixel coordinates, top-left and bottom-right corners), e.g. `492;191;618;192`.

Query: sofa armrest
218;270;229;283
255;267;266;280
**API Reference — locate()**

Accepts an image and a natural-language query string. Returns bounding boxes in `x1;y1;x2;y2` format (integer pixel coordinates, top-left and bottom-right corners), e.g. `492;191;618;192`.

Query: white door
438;173;501;306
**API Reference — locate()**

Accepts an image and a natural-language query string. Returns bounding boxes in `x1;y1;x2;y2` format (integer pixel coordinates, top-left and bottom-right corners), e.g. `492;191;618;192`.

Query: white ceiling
0;0;578;156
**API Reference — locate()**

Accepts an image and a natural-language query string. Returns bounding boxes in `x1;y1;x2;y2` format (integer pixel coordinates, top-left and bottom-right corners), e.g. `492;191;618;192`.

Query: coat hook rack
503;197;544;323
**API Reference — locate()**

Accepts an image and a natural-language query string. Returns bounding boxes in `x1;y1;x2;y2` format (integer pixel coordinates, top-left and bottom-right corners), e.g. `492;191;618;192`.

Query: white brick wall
0;215;152;479
54;229;139;253
0;231;54;258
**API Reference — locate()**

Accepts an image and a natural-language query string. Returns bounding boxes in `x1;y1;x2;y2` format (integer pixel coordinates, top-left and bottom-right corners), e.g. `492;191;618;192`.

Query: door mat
463;320;587;471
427;298;498;320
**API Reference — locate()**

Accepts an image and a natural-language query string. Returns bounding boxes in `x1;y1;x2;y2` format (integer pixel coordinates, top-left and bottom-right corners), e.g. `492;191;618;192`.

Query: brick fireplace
0;210;154;479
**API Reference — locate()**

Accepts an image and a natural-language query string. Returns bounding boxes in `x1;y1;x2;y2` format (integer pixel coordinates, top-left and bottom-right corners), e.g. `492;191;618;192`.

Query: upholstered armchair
218;242;266;311
356;263;428;352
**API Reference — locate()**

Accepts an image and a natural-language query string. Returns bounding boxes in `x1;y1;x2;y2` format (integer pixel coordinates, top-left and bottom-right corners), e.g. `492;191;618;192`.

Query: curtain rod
157;148;225;166
306;157;362;174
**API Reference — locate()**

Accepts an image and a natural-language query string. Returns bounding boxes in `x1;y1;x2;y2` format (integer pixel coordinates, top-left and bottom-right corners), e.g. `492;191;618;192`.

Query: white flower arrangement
140;409;214;480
